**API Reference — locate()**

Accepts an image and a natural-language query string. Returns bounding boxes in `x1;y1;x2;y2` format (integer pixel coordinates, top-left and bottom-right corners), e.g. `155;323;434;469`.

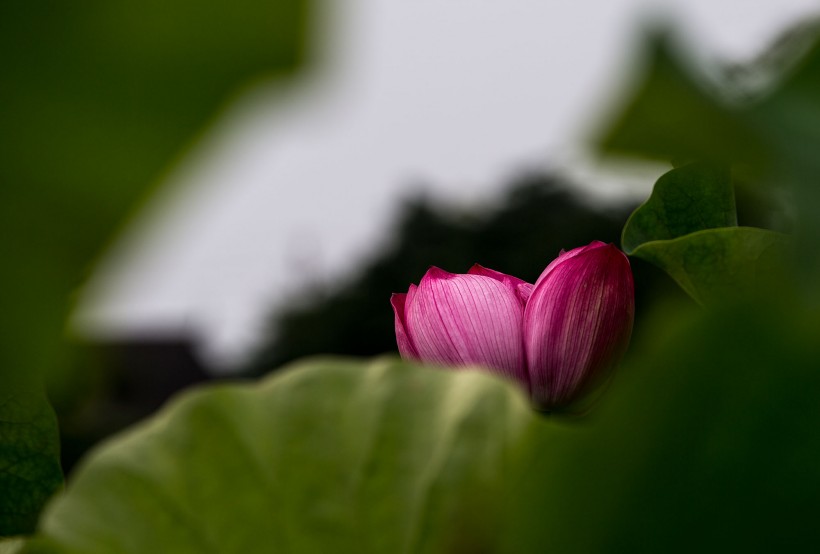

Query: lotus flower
391;241;634;410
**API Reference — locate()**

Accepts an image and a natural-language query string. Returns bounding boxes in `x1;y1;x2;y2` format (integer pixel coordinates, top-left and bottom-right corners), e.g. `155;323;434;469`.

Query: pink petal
516;282;534;305
391;287;419;359
468;264;529;288
524;243;634;409
406;267;528;383
533;240;608;288
468;264;533;307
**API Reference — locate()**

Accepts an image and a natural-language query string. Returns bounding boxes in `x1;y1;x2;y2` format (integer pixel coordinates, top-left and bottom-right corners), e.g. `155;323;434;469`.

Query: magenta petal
468;264;529;288
468;264;533;308
516;282;534;305
406;267;527;383
533;240;608;288
391;288;419;359
524;243;634;409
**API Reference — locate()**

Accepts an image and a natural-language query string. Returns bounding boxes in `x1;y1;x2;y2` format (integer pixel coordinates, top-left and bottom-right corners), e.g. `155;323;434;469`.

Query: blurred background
4;0;817;472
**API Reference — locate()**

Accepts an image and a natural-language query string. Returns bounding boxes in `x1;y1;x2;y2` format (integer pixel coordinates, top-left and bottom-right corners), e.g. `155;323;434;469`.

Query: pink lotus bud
523;241;634;410
391;241;634;411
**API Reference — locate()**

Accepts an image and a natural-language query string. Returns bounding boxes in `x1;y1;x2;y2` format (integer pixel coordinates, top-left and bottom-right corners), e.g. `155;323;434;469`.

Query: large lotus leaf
503;299;820;552
622;162;735;254
0;0;309;534
23;358;534;554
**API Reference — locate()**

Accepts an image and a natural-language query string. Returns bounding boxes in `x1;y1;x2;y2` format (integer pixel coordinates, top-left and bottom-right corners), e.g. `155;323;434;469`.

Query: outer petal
524;243;634;410
468;264;533;307
391;286;419;359
533;240;607;288
406;267;528;384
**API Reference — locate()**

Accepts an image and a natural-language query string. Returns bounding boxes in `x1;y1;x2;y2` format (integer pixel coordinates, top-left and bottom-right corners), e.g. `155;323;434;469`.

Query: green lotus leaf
24;358;534;554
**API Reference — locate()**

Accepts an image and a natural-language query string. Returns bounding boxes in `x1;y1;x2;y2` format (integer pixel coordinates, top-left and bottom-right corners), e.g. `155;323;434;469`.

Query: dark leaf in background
0;0;310;535
504;299;820;553
540;21;820;550
598;33;768;167
600;23;820;280
0;386;61;537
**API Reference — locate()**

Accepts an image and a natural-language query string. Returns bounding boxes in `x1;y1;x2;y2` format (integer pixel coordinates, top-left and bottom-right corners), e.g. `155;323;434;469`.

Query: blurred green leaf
601;23;820;279
0;538;25;554
749;20;820;172
599;34;766;166
505;300;820;552
511;21;820;551
0;0;310;533
747;23;820;270
0;0;311;379
24;358;533;554
622;162;735;254
26;313;820;552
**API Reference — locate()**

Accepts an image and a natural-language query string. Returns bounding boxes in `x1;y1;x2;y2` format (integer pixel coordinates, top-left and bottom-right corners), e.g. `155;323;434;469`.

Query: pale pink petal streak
407;267;527;383
469;264;533;308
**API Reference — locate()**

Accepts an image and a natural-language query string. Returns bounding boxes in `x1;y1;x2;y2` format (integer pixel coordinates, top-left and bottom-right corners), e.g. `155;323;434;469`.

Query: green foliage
601;24;820;275
9;8;820;553
24;359;532;554
0;0;310;536
629;227;789;305
573;23;820;549
621;162;736;253
505;299;820;553
0;538;25;554
24;305;820;552
0;386;62;536
600;24;820;172
598;34;767;166
622;163;789;304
